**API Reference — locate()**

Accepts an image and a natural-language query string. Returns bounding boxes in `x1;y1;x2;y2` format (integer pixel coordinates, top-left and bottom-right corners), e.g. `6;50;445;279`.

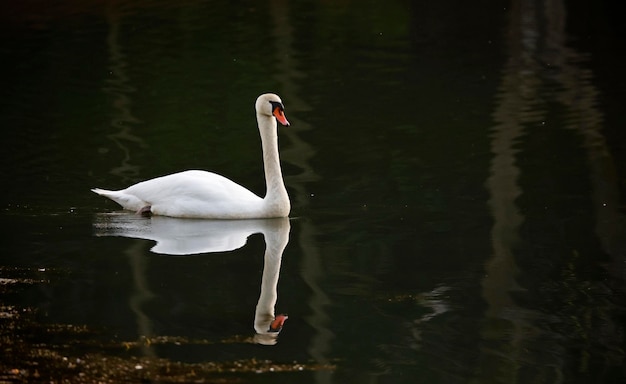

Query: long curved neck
257;115;288;206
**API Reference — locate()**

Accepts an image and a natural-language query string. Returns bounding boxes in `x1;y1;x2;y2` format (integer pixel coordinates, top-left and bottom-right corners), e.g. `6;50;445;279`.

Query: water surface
1;0;625;383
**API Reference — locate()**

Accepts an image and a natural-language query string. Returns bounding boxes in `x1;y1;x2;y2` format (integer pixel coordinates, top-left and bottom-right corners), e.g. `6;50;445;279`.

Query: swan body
92;93;291;219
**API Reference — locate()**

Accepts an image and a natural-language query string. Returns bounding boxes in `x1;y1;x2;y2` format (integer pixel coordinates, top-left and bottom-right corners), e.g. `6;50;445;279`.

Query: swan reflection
93;213;290;345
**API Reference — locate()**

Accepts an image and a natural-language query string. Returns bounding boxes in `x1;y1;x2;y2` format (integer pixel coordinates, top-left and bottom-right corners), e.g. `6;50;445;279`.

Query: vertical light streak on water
125;240;156;358
269;0;332;379
103;2;154;358
537;0;624;375
543;0;626;371
102;2;145;182
480;0;558;382
544;0;626;289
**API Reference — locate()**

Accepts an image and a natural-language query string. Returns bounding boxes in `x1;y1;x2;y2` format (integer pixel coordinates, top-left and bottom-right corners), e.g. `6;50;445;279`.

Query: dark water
1;0;625;382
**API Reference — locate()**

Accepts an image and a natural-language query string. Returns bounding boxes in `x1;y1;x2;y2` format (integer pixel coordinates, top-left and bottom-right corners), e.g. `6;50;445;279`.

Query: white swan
92;93;291;219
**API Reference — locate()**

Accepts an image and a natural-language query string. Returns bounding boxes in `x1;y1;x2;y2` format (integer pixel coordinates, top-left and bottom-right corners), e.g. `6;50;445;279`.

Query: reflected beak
269;314;288;332
273;107;290;127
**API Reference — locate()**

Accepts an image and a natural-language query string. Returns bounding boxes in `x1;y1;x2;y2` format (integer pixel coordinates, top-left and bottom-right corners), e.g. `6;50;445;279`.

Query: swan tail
91;188;148;211
91;188;112;195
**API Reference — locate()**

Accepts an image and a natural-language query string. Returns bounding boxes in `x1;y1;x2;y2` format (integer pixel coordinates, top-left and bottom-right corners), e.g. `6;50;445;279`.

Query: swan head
256;93;290;127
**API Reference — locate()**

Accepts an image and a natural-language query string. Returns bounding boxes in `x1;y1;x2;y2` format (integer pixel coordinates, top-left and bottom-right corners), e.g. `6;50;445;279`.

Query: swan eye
269;101;284;112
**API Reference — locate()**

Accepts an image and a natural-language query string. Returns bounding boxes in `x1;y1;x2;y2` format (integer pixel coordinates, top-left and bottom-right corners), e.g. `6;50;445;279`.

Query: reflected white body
93;213;288;255
92;94;290;219
93;214;290;344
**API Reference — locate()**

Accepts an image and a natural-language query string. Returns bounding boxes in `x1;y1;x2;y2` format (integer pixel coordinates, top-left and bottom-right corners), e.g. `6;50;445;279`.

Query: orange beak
269;314;288;332
273;107;290;127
